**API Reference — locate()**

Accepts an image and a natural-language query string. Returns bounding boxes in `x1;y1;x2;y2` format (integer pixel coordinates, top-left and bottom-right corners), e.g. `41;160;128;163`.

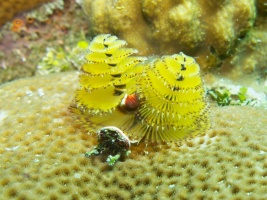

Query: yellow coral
73;34;210;143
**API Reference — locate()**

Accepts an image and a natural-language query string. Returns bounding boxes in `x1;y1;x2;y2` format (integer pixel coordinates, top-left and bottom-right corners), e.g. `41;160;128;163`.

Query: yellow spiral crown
73;34;210;143
133;54;210;142
75;34;146;114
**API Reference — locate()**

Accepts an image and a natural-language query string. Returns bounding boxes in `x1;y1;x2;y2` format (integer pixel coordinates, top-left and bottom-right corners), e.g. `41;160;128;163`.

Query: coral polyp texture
82;0;256;68
0;0;53;27
0;72;267;199
72;34;210;143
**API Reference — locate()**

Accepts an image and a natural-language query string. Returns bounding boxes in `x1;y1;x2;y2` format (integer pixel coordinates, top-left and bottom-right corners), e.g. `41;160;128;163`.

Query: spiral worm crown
133;54;210;142
73;34;210;143
75;34;146;114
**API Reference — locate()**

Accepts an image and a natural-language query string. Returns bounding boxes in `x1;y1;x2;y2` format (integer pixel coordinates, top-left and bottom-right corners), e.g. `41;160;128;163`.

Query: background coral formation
222;1;267;80
0;0;53;28
82;0;256;69
0;72;266;199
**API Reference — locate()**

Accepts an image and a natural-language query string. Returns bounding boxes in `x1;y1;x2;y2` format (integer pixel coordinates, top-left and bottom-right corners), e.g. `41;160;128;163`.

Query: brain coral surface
82;0;256;68
0;72;267;200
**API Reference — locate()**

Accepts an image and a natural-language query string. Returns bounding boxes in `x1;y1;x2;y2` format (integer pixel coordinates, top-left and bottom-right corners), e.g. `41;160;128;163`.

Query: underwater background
0;0;266;199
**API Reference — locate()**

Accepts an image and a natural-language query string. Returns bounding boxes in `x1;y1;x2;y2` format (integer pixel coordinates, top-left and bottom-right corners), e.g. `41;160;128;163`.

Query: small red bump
120;94;140;112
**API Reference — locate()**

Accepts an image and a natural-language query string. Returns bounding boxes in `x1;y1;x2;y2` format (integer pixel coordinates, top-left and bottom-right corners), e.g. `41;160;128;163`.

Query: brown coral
82;0;256;68
0;0;53;28
0;72;266;199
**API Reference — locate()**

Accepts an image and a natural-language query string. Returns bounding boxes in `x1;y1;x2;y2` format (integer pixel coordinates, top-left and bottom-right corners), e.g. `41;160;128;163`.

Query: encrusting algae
72;34;210;144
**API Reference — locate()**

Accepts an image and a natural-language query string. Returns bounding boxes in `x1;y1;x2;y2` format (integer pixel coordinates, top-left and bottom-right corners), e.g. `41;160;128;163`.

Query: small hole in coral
186;168;195;176
135;189;144;197
180;162;187;168
71;194;79;200
156;170;163;177
240;150;249;157
60;187;69;194
243;136;249;142
121;171;127;177
209;131;216;138
35;188;45;195
119;182;132;190
18;194;28;200
31;175;40;182
61;156;71;163
17;117;25;123
197;173;207;182
249;143;260;151
54;169;61;176
262;171;267;177
136;180;141;186
1;178;10;186
80;190;89;197
44;130;52;136
201;184;209;191
6;188;18;197
188;185;195;192
167;189;176;198
167;171;175;178
68;136;77;142
249;170;256;177
234;161;241;167
143;177;150;185
105;192;112;199
200;160;209;168
260;179;267;186
72;165;80;172
247;179;256;185
211;185;220;192
49;194;59;200
186;141;194;147
230;140;238;146
59;179;70;186
195;194;205;200
73;180;82;187
45;182;55;189
61;167;71;176
217;176;226;183
112;178;119;185
78;158;89;166
103;181;109;187
231;185;240;194
81;176;90;184
198;138;205;145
